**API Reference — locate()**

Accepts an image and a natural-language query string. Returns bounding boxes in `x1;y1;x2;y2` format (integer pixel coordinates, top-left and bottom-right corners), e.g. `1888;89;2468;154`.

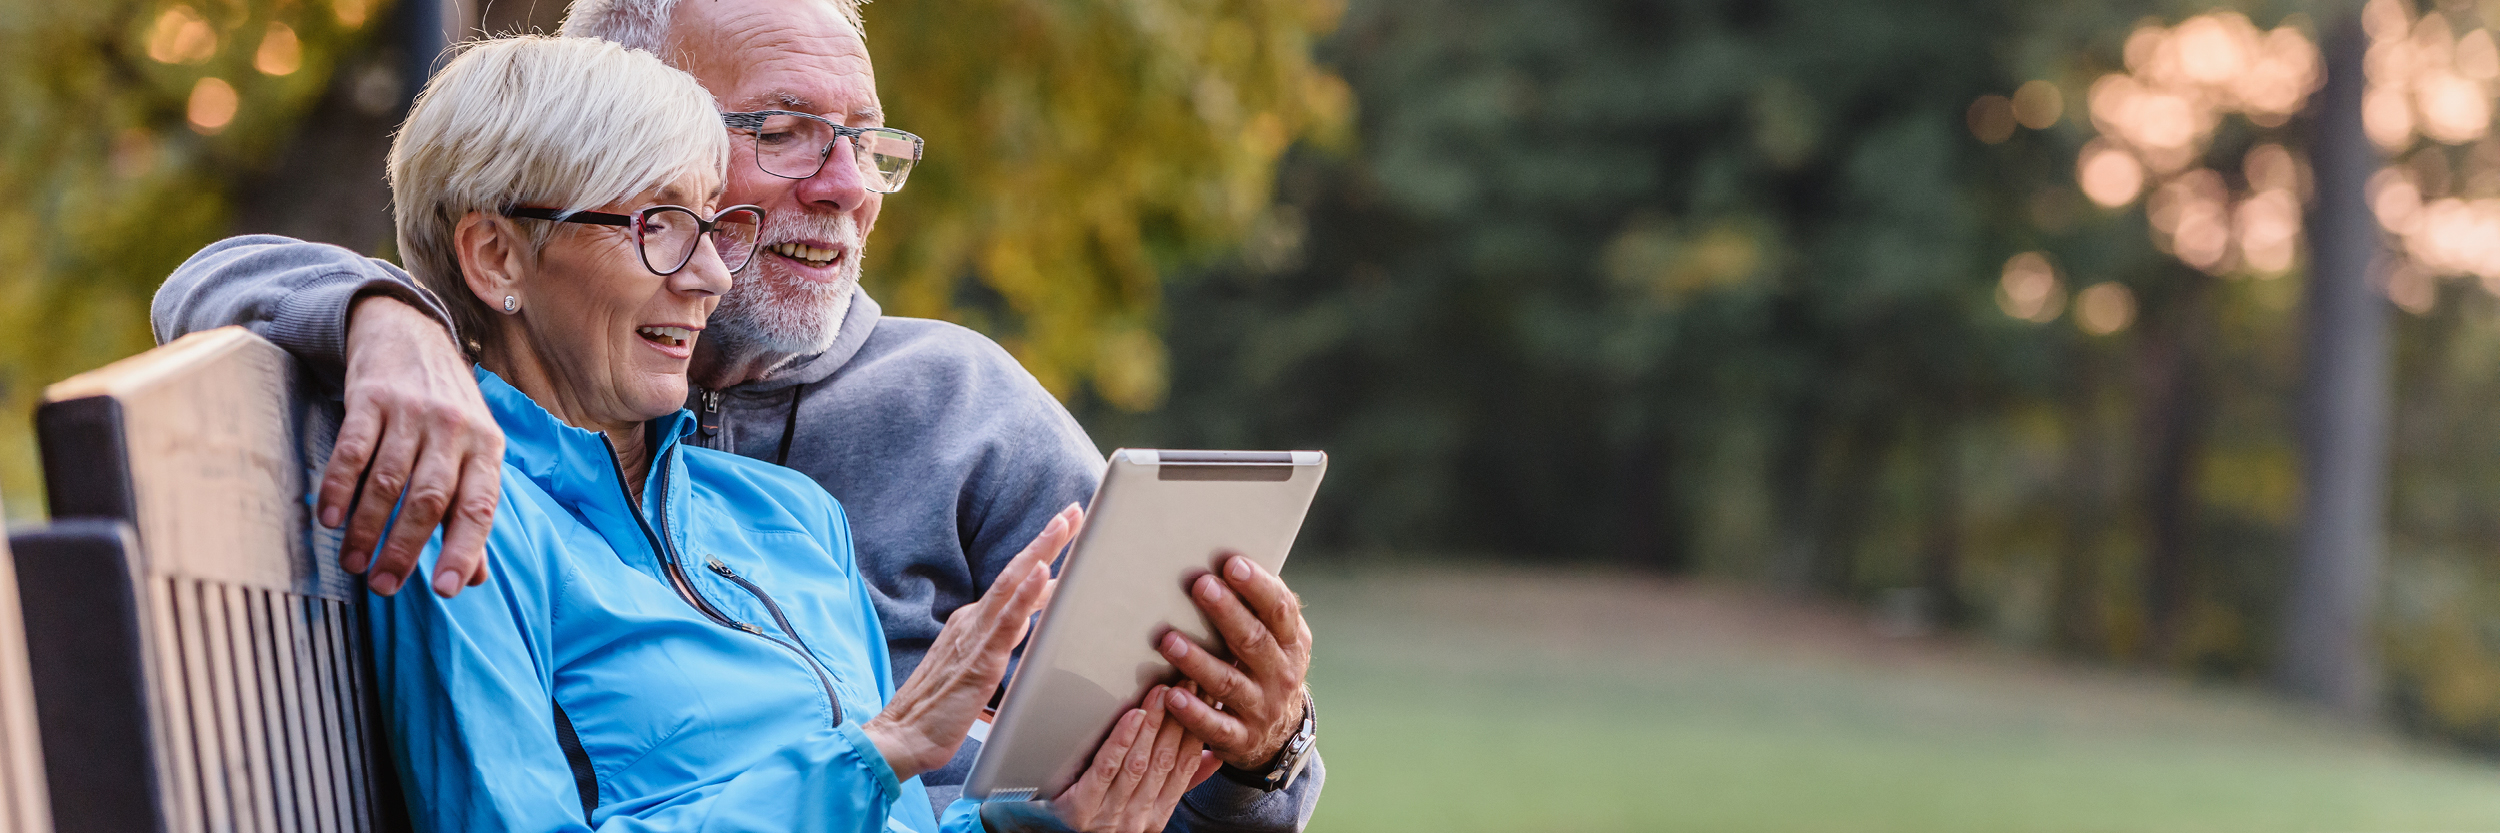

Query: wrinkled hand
328;295;503;598
1156;554;1312;769
866;505;1079;780
1045;684;1220;833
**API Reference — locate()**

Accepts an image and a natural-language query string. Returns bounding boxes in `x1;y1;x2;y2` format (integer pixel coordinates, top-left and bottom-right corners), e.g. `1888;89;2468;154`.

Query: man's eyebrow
742;92;881;122
732;91;813;112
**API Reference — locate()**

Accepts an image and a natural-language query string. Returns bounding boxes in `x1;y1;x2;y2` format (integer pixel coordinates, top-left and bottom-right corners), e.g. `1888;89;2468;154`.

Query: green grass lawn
1295;565;2500;833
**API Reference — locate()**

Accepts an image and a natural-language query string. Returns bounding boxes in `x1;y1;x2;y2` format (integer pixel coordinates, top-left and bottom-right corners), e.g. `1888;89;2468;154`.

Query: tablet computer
965;448;1327;802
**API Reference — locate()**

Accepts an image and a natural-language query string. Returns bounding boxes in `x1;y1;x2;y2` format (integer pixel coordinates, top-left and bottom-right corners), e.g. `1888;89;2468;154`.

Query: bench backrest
0;499;55;833
22;327;400;833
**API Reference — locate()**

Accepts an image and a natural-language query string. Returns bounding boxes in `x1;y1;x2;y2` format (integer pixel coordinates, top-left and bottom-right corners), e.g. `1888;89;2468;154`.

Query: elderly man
151;1;1322;830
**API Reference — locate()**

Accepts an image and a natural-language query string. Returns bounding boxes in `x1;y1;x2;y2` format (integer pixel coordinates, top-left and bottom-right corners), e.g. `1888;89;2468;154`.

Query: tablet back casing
966;449;1325;801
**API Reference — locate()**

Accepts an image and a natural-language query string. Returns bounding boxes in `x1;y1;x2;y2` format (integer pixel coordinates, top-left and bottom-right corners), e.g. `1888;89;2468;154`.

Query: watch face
1263;697;1318;791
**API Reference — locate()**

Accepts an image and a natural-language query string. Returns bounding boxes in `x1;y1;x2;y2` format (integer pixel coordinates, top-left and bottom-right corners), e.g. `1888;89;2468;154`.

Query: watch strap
1216;693;1315;792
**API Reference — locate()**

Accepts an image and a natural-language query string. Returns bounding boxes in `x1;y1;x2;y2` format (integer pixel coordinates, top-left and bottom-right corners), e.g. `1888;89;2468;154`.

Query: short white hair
562;0;865;58
389;35;728;353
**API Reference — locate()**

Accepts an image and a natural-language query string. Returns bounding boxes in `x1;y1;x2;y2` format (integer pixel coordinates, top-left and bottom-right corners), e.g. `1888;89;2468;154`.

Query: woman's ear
452;211;530;313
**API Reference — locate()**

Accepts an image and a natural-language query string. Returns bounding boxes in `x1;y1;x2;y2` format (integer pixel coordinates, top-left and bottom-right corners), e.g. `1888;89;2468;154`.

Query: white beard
707;210;862;367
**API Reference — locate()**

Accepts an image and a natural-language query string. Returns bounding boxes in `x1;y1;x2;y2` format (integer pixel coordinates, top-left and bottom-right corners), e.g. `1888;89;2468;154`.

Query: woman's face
505;174;734;427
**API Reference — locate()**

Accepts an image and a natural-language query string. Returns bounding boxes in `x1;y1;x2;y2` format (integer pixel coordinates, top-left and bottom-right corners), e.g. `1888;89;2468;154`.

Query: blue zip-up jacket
369;368;985;832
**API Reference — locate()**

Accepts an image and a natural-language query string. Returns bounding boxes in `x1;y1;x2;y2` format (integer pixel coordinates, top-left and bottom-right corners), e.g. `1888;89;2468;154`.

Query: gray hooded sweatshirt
153;235;1321;831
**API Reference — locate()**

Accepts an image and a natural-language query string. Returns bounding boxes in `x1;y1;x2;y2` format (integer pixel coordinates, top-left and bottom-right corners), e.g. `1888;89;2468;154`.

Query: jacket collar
476;366;695;508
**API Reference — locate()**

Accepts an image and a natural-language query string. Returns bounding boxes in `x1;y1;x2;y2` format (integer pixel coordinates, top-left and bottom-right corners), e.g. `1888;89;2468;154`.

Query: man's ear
451;211;530;311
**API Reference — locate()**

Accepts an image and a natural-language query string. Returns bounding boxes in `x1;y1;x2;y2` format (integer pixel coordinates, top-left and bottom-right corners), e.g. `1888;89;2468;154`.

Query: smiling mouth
768;242;842;268
637;326;696;348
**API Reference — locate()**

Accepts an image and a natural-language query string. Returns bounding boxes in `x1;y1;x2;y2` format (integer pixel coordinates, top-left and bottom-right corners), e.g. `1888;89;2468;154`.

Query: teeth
769;242;838;266
637;326;693;347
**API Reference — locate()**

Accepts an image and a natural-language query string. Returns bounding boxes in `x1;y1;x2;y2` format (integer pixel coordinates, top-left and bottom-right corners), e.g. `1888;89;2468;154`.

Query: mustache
760;211;858;247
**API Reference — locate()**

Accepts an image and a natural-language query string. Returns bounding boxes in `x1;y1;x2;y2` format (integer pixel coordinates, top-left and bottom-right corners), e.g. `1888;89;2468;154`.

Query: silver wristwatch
1220;692;1316;793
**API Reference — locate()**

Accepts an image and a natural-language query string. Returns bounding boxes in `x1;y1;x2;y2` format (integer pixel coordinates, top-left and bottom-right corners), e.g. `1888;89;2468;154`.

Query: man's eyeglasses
505;204;767;275
721;110;922;192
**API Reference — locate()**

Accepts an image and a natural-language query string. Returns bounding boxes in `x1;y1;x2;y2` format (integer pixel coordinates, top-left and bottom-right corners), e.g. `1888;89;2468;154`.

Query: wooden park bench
11;327;403;832
0;495;56;833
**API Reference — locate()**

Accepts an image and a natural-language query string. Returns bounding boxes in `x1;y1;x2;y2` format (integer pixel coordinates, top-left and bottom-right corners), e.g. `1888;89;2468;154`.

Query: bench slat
0;499;55;833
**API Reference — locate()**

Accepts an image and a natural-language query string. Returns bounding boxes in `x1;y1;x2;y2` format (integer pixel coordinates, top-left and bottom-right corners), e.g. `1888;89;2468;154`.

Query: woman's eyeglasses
505;204;767;275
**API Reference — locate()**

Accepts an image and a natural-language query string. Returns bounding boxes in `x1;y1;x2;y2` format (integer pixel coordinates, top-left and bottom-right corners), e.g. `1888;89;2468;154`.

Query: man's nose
794;138;870;213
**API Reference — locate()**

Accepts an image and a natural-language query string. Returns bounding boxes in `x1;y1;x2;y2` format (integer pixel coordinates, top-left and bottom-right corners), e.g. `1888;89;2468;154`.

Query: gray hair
562;0;865;58
389;35;729;355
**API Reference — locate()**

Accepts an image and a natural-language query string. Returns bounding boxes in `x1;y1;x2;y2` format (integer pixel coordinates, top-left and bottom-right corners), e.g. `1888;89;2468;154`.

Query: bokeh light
2078;13;2324;281
332;0;369;28
1969;94;2016;144
2372;167;2424;233
2077;282;2138;335
2012;80;2063;129
187;77;238;134
2386;259;2439;313
255;23;301;77
2149;168;2233;272
2079;140;2146;207
1997;252;2065;322
2351;0;2500;303
146;6;216;65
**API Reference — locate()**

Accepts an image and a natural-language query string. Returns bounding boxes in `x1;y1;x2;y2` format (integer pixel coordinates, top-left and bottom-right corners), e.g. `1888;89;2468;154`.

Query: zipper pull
706;556;732;576
736;622;764;635
696;388;722;438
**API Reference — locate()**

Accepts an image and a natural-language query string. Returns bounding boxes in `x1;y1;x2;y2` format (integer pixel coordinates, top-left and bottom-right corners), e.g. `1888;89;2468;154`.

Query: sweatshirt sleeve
152;234;454;391
367;473;915;833
1167;753;1324;833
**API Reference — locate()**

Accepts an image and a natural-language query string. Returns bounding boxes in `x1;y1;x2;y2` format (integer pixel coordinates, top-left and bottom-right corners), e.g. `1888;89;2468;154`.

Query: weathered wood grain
34;327;391;833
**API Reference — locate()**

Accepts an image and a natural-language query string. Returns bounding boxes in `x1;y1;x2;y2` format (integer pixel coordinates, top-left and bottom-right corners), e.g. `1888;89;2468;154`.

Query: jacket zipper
705;557;847;715
601;438;844;726
695;387;723;441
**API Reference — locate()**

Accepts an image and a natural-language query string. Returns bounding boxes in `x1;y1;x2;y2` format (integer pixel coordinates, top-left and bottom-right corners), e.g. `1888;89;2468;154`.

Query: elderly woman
363;36;1203;832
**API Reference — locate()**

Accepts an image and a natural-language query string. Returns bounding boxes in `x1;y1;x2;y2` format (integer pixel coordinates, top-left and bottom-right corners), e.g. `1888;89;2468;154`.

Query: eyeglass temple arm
508;207;633;226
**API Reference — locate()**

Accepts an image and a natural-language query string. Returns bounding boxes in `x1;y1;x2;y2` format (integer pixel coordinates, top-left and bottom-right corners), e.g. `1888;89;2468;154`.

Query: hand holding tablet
967;449;1327;804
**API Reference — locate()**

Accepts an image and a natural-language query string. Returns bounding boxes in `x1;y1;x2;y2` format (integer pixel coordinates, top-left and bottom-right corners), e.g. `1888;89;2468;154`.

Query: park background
19;0;2500;829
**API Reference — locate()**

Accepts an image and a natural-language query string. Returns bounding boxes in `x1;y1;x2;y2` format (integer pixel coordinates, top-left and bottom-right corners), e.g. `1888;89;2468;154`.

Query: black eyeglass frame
720;109;924;191
504;204;768;275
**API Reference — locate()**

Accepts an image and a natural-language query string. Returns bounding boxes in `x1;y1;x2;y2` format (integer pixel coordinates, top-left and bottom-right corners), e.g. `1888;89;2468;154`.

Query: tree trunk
2053;342;2111;655
2139;267;2212;663
1920;412;1966;629
229;0;482;250
2279;15;2391;719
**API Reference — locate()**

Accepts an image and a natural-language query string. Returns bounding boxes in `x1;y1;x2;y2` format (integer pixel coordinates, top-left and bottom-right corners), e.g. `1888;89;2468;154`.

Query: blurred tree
2281;11;2388;719
0;0;1347;515
863;0;1353;411
0;0;400;516
1089;0;2344;680
1101;0;2145;569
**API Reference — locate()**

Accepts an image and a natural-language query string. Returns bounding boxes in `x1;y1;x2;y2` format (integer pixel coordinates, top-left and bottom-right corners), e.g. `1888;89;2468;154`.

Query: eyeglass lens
638;207;763;274
750;113;919;191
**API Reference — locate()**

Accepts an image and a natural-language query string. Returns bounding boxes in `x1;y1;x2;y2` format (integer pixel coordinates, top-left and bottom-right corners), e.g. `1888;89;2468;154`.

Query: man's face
672;0;883;358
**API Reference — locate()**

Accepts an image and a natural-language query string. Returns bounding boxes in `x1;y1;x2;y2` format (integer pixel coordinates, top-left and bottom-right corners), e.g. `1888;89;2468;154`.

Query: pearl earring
503;295;517;313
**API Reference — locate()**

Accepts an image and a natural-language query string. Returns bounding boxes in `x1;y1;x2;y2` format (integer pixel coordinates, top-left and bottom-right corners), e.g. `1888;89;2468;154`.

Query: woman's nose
674;236;733;297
